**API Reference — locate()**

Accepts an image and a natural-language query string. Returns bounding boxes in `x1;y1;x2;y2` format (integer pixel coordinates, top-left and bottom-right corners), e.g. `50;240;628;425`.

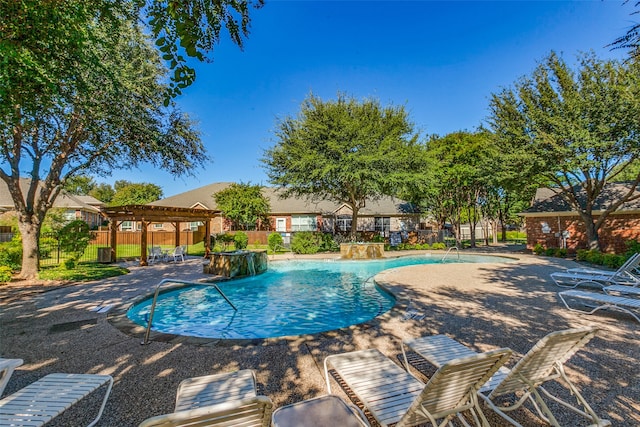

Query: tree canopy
262;93;425;238
110;181;163;206
214;182;270;230
488;51;640;249
0;8;205;277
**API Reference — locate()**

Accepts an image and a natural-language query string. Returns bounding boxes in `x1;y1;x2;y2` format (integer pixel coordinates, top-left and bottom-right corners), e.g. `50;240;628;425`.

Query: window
291;215;317;232
337;217;352;232
275;218;286;232
374;217;391;232
121;221;133;231
189;221;203;231
153;223;164;229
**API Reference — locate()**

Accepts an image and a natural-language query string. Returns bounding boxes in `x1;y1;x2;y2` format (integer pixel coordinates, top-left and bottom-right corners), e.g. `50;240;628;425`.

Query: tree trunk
582;215;601;251
350;206;359;241
18;220;41;279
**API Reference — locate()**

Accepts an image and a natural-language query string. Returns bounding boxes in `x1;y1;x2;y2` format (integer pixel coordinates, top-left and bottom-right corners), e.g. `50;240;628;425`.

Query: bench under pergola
101;205;219;266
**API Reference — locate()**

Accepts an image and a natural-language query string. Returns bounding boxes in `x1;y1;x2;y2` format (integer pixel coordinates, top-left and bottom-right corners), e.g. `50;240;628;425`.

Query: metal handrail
441;246;460;262
141;279;237;345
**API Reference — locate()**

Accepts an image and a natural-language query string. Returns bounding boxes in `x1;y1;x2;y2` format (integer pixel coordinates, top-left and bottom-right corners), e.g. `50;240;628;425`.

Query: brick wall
526;213;640;253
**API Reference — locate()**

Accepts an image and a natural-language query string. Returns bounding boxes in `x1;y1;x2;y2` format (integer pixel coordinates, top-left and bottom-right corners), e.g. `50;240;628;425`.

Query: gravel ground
0;249;638;426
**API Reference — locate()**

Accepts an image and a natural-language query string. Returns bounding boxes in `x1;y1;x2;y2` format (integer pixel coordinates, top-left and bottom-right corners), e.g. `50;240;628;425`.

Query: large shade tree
488;52;640;250
262;93;425;239
214;182;270;230
0;8;207;278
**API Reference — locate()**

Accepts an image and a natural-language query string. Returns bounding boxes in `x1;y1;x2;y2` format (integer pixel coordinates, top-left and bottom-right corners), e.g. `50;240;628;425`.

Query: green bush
268;232;283;253
544;247;556;256
63;258;76;270
291;232;320;254
533;243;545;255
554;248;567;258
576;249;588;261
431;242;446;250
0;266;12;283
419;243;431;250
371;234;385;243
602;253;624;269
319;233;339;252
625;240;640;258
39;236;57;259
217;233;235;251
0;241;22;270
59;220;93;265
233;231;248;250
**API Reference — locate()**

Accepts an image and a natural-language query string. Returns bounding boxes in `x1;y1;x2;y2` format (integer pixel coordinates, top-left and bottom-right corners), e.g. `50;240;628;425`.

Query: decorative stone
340;243;384;259
204;250;268;277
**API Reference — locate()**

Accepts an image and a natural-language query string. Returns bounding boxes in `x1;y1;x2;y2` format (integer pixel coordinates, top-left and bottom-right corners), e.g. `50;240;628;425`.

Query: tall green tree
488;52;640;250
262;93;424;239
89;183;116;204
63;175;97;195
110;181;163;206
0;10;205;278
423;132;493;247
214;182;270;230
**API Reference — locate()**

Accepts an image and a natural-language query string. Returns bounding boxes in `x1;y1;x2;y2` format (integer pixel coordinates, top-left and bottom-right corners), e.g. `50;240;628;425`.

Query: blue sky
109;1;636;197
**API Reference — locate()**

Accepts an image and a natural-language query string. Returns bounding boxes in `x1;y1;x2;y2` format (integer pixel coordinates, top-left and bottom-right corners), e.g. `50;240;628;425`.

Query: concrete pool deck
0;248;639;426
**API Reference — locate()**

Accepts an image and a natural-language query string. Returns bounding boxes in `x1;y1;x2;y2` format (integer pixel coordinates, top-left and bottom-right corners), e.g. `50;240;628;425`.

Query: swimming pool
127;254;509;339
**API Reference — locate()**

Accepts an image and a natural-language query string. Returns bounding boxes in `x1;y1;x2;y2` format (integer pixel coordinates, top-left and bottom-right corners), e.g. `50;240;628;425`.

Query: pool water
127;254;507;339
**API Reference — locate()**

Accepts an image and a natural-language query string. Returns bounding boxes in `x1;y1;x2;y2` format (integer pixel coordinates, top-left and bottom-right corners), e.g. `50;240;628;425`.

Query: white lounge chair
148;246;165;264
169;245;186;262
0;373;113;427
0;358;23;397
402;328;610;427
551;253;640;288
324;347;511;427
559;289;640;323
139;369;273;427
272;395;370;427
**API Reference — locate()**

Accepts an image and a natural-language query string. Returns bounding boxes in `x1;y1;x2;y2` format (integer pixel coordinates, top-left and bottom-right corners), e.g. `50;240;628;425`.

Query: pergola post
140;220;148;266
110;221;118;262
204;219;211;258
174;222;181;247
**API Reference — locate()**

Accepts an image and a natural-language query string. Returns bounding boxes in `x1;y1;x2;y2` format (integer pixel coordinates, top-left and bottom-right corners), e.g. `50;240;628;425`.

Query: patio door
276;217;286;232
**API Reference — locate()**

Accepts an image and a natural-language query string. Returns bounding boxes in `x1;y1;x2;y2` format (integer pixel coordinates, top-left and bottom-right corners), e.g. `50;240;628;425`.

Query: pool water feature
127;254;509;340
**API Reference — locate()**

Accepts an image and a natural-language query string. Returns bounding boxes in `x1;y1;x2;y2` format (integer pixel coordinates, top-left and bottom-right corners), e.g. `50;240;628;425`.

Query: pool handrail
441;246;460;262
142;279;237;345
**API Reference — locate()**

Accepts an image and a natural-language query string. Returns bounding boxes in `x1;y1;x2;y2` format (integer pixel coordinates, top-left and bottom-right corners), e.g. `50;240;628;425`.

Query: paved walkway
1;250;638;426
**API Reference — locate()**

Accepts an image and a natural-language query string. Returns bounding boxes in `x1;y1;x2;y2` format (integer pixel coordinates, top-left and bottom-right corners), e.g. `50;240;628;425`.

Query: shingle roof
0;179;104;212
150;182;419;216
522;182;640;216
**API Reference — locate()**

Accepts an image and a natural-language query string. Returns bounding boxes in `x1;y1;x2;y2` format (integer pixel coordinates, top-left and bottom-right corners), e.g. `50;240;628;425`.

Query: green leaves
214;183;270;230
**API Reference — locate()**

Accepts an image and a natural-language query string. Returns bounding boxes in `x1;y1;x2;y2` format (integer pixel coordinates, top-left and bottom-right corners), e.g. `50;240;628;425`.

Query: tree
89;183;116;204
63;175;96;195
488;52;640;250
214;182;270;230
423;132;493;248
110;182;163;206
0;1;264;109
0;11;205;279
609;1;640;60
262;93;424;239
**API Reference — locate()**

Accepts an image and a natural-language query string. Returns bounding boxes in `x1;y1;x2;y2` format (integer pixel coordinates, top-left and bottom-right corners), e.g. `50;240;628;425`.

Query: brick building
521;184;640;254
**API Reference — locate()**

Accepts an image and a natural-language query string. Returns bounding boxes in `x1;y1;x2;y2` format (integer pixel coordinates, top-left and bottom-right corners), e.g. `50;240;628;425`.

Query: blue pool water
127;254;508;339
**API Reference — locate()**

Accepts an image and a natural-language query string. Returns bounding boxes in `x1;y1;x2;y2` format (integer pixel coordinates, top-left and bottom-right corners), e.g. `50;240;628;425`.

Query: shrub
319;233;339;252
544;247;556;256
63;258;76;270
39;236;57;259
625;240;640;258
371;234;385;243
217;233;235;251
553;248;567;258
576;249;588;261
603;253;624;269
431;242;446;250
59;220;93;266
584;250;604;265
533;243;545;255
291;232;320;254
0;266;12;283
267;232;283;253
233;231;248;250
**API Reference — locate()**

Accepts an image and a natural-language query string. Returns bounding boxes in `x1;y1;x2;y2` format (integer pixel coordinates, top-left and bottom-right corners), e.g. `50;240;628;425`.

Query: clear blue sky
108;0;637;197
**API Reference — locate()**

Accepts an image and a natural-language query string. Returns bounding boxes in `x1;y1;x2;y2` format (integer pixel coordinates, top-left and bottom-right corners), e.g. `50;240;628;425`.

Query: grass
38;262;129;282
